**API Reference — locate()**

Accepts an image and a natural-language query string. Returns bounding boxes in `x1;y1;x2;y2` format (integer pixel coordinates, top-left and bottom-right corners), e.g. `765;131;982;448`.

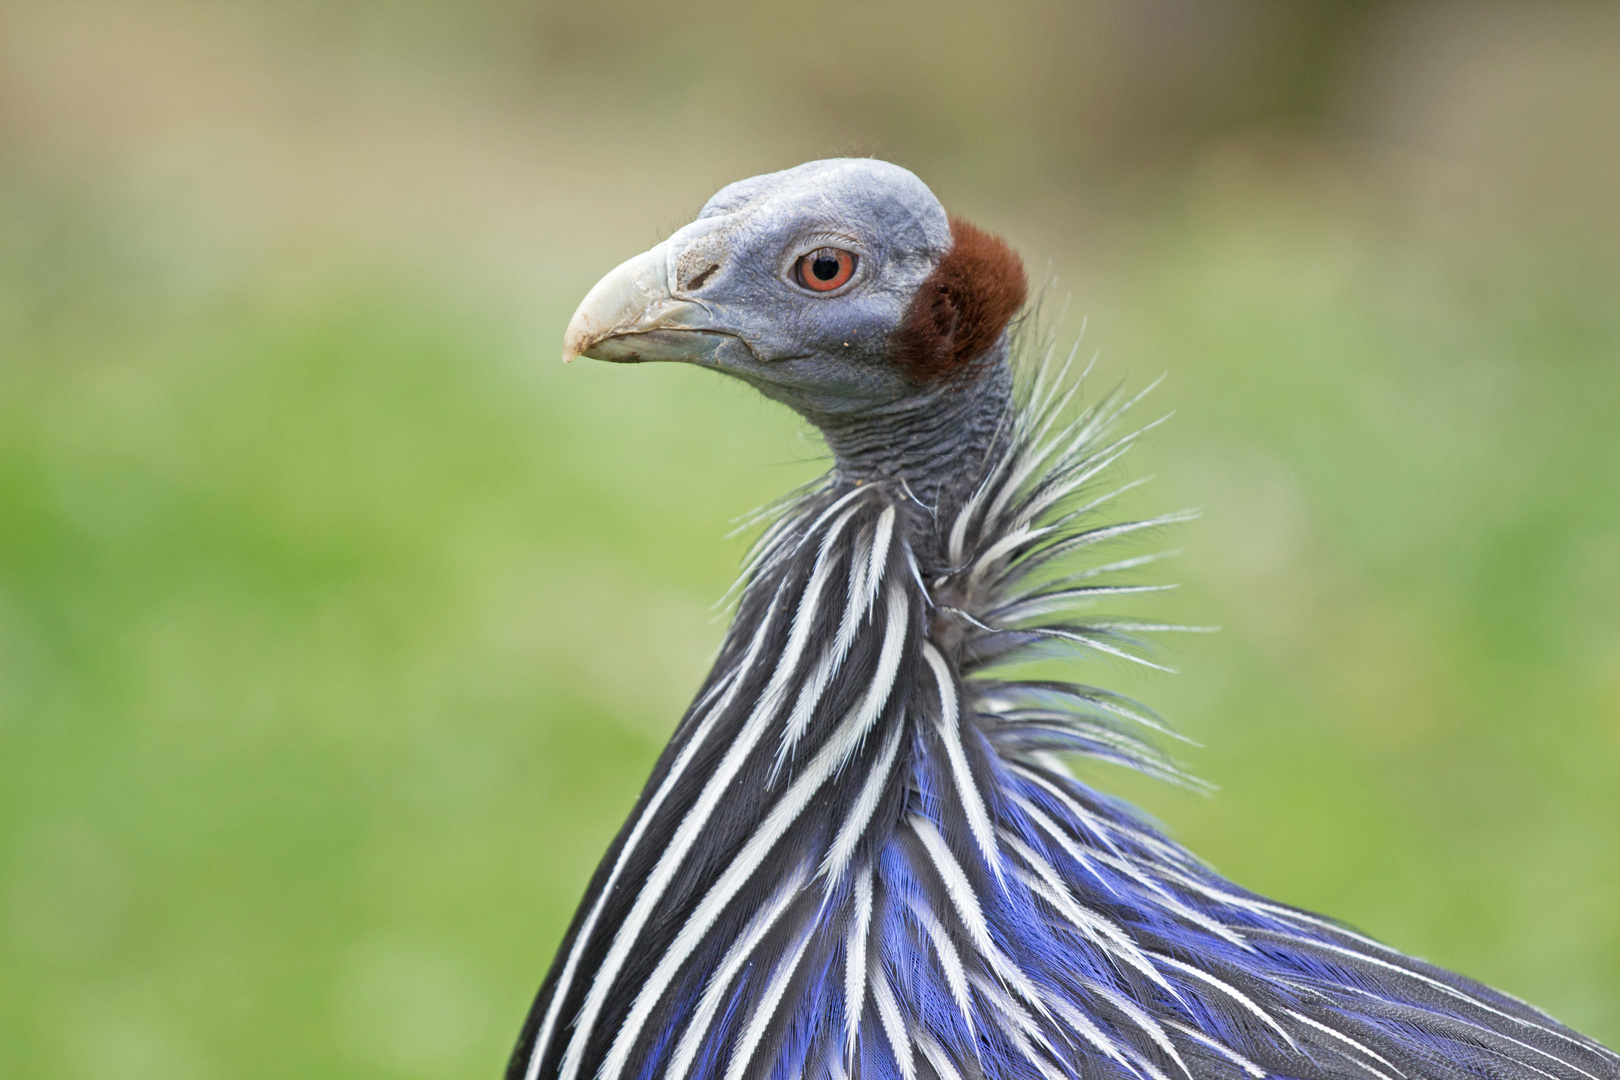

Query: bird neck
809;340;1013;532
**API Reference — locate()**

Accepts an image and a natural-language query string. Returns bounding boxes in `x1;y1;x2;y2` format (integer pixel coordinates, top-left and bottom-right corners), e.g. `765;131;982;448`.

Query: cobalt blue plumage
510;159;1618;1080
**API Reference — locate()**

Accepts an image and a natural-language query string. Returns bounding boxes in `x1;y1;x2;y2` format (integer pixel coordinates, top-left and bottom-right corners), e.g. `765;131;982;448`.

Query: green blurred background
2;2;1618;1077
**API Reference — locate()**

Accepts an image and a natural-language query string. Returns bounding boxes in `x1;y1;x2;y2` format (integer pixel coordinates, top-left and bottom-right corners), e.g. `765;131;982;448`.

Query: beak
562;242;739;365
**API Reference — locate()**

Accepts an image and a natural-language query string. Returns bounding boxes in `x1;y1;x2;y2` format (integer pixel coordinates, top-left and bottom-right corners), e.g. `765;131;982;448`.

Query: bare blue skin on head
564;157;1011;514
680;158;951;387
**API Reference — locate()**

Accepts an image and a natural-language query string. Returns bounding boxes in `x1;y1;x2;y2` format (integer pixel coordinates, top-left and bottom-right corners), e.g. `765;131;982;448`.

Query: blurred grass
1;3;1618;1078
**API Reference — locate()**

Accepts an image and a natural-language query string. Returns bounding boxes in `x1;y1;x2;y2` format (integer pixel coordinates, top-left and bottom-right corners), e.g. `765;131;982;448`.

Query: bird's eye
794;248;857;292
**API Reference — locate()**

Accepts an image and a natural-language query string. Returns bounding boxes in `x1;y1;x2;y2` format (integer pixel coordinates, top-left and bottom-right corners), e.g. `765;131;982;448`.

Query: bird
508;158;1618;1080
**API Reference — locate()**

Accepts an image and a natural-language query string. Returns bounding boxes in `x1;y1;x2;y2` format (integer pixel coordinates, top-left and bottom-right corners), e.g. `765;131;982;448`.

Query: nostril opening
688;263;720;290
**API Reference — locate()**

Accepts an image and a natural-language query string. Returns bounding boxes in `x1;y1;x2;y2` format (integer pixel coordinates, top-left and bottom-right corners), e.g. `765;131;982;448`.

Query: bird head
562;159;1027;420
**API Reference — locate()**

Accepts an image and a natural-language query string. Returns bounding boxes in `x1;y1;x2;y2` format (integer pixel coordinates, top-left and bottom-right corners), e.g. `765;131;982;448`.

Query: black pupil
811;252;841;281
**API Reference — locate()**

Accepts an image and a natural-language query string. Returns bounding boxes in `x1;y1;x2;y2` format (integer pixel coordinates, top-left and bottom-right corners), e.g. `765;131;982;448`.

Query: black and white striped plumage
510;159;1617;1080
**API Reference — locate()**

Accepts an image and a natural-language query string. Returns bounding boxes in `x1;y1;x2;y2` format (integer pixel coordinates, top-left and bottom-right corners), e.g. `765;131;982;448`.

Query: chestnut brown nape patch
892;217;1028;385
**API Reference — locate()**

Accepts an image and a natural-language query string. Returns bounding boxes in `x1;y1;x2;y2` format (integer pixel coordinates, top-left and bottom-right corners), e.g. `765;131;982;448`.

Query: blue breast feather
508;349;1619;1080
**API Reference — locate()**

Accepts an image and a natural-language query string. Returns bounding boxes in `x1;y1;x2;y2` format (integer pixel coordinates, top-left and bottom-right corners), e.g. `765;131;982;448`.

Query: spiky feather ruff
509;330;1619;1080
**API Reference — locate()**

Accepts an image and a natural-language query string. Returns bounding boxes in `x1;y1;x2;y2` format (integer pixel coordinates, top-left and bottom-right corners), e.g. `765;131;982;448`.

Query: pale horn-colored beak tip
560;322;588;364
560;243;677;364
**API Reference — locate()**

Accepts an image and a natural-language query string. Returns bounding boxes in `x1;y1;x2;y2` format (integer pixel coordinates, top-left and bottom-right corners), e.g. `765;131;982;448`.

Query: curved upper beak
562;242;738;365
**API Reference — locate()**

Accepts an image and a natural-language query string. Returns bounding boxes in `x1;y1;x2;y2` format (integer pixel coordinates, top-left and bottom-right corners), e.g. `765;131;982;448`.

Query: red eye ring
794;248;857;292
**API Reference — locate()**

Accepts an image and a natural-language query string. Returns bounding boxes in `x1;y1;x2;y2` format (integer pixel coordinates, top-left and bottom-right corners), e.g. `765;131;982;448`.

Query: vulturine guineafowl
509;159;1618;1080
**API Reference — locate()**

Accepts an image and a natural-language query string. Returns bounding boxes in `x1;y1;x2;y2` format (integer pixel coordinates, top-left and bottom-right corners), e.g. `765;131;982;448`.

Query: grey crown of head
563;158;1027;421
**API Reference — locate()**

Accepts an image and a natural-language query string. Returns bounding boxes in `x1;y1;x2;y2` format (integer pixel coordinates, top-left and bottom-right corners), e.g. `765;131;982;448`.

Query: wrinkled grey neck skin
808;337;1014;561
